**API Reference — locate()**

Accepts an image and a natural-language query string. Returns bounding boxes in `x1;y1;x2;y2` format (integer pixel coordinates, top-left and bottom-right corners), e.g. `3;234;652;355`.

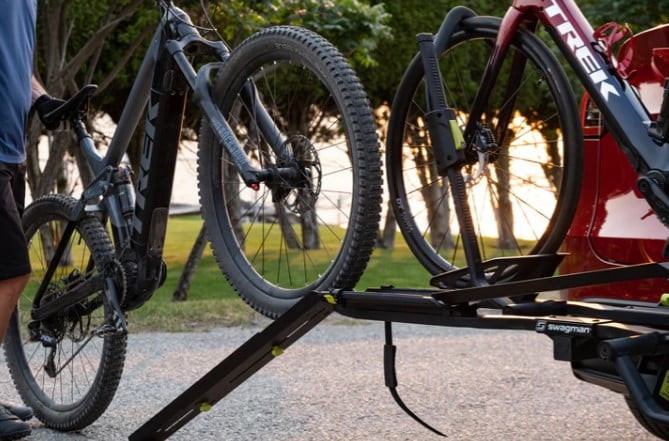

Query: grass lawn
125;215;434;332
126;215;252;332
116;215;529;332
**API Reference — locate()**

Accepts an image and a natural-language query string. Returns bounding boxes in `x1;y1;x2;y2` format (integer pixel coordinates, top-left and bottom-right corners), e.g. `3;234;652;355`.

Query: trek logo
132;99;160;235
545;0;620;102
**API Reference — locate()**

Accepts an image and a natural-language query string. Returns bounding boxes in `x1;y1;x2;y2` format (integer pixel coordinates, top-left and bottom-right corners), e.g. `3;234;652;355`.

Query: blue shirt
0;0;37;163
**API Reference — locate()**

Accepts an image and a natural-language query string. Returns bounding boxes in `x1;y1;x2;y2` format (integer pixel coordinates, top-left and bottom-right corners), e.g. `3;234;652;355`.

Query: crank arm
103;277;128;334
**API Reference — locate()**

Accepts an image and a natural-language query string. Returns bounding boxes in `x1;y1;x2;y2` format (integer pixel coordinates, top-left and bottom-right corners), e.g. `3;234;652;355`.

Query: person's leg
0;163;32;439
0;275;28;344
0;162;30;340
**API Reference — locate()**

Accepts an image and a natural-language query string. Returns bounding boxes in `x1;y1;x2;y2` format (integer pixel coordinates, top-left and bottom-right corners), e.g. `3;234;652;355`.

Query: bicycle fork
416;33;488;289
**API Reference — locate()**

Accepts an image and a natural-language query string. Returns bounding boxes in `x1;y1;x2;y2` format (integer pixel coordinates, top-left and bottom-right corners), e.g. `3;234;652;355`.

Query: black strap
384;321;447;437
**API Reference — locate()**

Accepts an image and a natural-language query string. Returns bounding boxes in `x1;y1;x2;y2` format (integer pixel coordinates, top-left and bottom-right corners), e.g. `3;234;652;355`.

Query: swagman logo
536;320;592;336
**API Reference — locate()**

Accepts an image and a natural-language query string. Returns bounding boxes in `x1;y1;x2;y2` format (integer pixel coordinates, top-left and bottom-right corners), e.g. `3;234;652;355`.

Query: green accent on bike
324;294;337;305
660;371;669;402
199;401;212;412
449;119;465;150
272;346;284;357
660;293;669;306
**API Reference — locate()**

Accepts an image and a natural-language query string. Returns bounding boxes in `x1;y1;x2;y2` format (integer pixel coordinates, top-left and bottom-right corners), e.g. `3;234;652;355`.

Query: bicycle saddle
41;84;98;126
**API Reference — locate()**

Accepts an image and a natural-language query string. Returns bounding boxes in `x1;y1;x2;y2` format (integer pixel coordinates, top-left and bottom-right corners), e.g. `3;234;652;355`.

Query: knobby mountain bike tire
198;26;383;318
4;194;127;431
386;16;582;282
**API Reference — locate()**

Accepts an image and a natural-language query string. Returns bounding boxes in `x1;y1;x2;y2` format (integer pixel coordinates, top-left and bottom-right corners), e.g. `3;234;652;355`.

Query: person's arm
31;76;47;105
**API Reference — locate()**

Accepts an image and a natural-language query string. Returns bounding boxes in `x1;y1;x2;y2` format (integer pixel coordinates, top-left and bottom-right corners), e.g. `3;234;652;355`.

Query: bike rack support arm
599;333;669;425
433;262;669;304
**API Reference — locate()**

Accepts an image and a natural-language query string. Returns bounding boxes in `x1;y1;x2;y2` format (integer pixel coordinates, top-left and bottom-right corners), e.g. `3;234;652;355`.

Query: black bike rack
130;261;669;440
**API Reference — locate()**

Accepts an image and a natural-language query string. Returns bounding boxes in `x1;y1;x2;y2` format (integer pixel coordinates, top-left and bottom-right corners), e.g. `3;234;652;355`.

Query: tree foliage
359;1;669;109
207;0;391;67
580;1;669;31
29;0;153;199
28;0;391;199
358;0;508;108
30;0;391;300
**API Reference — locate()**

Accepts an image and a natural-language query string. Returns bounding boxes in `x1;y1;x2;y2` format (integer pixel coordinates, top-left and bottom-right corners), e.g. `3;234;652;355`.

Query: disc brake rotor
275;134;322;214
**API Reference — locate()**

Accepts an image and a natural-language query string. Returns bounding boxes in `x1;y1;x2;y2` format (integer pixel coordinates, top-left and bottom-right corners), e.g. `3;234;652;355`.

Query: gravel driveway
0;316;659;440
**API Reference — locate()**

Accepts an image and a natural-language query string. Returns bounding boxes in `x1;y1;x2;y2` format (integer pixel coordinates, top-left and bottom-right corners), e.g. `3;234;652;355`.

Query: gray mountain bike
3;1;382;431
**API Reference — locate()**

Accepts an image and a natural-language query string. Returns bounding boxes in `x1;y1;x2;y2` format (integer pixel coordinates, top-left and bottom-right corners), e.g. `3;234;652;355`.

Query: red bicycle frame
472;0;669;175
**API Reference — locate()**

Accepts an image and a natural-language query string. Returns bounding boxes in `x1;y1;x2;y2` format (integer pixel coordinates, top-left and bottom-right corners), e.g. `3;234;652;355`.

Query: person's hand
33;94;66;130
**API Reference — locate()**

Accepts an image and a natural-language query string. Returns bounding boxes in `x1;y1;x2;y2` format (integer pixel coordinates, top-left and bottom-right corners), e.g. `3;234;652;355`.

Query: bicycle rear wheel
386;17;582;280
198;26;382;318
3;195;127;431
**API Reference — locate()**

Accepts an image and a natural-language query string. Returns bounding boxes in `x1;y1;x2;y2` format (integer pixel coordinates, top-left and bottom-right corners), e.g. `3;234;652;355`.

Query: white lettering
599;81;619;102
545;0;620;101
546;323;592;335
575;46;599;74
544;3;567;22
556;22;584;51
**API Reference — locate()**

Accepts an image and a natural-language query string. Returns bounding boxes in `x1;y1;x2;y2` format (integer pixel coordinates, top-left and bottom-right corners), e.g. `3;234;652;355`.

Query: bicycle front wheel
387;17;582;278
3;195;127;431
198;26;382;318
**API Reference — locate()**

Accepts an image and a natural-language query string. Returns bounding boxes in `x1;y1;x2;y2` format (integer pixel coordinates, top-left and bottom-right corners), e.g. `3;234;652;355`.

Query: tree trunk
172;223;208;301
429;173;453;250
378;199;396;249
300;189;320;249
493;141;515;250
542;128;561;194
410;135;454;250
28;1;149;200
276;203;301;249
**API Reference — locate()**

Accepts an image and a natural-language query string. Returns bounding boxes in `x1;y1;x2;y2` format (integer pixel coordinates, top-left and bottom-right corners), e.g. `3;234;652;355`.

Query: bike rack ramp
130;262;669;440
129;292;335;441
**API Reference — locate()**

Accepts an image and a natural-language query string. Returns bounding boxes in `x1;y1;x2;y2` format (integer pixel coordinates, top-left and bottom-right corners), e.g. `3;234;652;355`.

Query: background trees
29;0;390;200
357;1;669;250
29;1;152;200
29;0;391;300
28;0;666;297
30;0;667;196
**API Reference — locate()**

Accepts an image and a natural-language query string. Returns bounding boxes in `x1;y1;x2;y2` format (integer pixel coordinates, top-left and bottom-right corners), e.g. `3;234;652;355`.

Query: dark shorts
0;162;30;281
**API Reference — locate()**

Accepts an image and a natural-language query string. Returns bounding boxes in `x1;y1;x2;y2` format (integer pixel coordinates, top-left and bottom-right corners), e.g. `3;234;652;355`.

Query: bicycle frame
471;0;669;174
30;3;290;322
130;4;669;438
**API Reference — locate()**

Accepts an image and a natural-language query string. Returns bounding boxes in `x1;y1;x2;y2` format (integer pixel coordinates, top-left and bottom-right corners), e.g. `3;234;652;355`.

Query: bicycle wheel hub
271;135;322;214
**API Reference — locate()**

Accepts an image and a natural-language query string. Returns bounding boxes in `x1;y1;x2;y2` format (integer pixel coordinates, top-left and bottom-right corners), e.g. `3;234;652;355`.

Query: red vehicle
560;23;669;305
